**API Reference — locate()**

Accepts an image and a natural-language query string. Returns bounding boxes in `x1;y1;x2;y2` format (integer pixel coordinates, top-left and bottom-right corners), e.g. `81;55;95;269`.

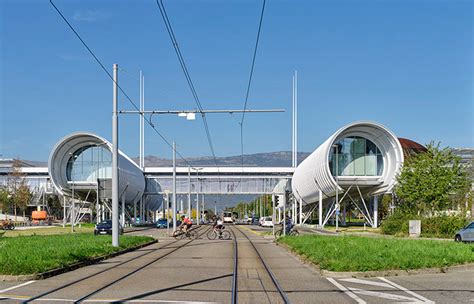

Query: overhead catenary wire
238;0;266;187
49;0;196;170
155;0;223;207
240;0;266;169
155;0;219;169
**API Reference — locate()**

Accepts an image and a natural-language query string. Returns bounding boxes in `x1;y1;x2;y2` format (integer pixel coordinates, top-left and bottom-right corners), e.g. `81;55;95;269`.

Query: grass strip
278;234;474;272
0;233;153;275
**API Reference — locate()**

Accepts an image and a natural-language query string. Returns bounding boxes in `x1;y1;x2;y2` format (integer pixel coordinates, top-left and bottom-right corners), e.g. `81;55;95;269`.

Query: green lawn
0;233;154;275
3;226;94;237
279;234;474;272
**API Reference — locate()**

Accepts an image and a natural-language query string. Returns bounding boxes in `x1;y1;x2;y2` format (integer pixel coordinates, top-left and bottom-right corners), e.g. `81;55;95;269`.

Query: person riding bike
283;215;293;235
212;215;225;237
179;215;193;233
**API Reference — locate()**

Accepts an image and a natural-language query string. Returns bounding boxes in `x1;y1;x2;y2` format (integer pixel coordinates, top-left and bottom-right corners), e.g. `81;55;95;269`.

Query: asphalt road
0;225;472;303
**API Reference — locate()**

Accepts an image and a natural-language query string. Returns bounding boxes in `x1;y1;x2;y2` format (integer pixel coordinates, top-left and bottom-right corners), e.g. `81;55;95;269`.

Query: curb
276;241;474;278
1;239;158;282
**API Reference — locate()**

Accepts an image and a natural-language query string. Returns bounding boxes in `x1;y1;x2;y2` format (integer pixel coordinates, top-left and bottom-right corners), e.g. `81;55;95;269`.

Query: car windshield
99;220;112;225
265;217;272;221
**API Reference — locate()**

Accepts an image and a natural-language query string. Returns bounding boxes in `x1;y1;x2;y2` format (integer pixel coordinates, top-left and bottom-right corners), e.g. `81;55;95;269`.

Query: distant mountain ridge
134;151;311;167
18;151;311;167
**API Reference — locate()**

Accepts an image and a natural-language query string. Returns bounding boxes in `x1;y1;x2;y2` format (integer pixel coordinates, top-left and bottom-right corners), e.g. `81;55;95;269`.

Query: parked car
261;217;274;227
251;217;260;225
94;220;124;235
454;221;474;242
155;218;168;229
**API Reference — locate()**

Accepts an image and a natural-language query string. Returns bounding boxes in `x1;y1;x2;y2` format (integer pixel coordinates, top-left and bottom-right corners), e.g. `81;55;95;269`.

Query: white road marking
378;277;434;303
327;278;367;304
349;287;424;302
340;278;395;289
0;280;35;293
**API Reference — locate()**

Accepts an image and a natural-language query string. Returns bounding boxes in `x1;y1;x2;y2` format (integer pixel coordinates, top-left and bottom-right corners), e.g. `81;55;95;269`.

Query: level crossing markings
378;277;434;303
340;278;395;289
327;278;367;304
327;277;435;303
0;280;35;293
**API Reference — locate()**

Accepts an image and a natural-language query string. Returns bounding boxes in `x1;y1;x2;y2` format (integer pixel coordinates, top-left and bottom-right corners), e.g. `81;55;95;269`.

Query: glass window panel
354;154;365;175
365;155;377;176
366;140;377;155
66;146;112;182
353;138;365;154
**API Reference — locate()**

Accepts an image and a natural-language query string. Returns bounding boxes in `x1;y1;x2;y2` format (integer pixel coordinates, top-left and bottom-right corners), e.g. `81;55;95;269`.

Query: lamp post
332;144;339;232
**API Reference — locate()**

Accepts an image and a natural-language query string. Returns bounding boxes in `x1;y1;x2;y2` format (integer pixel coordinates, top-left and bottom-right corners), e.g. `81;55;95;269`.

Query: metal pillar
172;142;177;231
319;189;323;228
299;198;303;225
134;200;137;224
71;186;75;232
121;193;125;227
283;195;287;236
63;196;66;228
112;63;119;247
187;166;191;218
272;193;276;236
373;196;378;228
202;194;205;222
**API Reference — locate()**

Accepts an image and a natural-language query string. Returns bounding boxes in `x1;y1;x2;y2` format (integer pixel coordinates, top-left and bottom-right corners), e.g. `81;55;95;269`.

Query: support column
299;198;303;225
318;189;323;228
111;63;119;247
134;200;137;224
373;196;378;228
63;196;66;228
272;193;276;236
121;194;125;227
188;166;191;218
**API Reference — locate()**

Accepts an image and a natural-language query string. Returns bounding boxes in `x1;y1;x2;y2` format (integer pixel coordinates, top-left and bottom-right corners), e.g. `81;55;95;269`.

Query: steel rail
230;228;238;304
234;226;291;304
23;226;209;303
73;226;211;303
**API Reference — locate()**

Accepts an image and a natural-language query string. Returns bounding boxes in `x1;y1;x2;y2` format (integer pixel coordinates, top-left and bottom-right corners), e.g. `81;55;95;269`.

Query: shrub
421;215;468;238
381;210;468;238
381;211;417;236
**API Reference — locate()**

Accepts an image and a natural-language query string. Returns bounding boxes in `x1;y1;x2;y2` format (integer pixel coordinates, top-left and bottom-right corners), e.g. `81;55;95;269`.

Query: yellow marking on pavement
238;225;261;236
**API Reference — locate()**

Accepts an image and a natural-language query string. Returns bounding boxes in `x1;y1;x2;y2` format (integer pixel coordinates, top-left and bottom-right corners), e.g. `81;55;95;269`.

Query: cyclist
179;215;193;233
283;215;293;235
212;215;224;238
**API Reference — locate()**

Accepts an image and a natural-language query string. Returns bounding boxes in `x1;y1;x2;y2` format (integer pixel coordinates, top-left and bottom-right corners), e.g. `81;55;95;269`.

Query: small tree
14;182;32;220
0;188;11;216
395;142;471;215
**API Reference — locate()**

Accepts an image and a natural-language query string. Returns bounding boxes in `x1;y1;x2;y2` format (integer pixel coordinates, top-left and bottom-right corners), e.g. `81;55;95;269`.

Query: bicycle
172;227;198;240
274;227;299;238
207;225;231;240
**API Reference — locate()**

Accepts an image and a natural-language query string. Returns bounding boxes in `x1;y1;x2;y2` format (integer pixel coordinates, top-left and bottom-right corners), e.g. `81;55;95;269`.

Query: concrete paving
0;224;472;303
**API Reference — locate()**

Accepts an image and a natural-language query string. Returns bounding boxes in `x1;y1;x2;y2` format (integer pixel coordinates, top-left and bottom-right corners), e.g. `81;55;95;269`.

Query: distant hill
134;151;311;167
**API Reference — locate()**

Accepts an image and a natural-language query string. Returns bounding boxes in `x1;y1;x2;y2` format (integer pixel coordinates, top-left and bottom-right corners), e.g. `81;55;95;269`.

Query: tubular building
291;121;407;228
48;132;162;224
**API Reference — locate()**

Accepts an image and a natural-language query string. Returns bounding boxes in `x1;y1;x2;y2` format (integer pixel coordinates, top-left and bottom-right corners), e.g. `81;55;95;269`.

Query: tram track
230;225;290;304
23;225;210;304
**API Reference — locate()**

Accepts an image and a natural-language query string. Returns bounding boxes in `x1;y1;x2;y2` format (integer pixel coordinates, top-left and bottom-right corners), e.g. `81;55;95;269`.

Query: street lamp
332;144;339;232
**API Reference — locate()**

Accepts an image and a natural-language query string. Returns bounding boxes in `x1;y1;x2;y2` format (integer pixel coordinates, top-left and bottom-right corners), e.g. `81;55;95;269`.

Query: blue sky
1;0;472;162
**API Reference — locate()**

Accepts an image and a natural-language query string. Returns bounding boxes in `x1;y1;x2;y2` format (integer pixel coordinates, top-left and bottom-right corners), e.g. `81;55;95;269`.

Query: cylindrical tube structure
292;121;404;205
48;132;162;209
